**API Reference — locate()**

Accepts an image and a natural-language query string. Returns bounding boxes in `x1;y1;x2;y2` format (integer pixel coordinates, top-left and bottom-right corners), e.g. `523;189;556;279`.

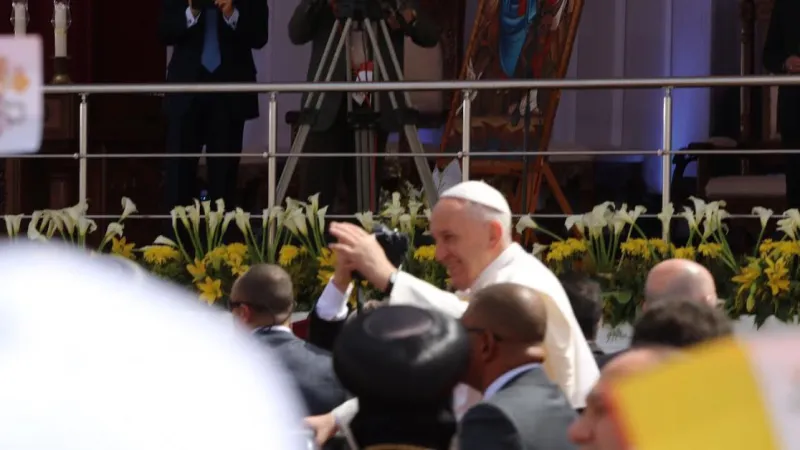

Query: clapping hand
215;0;234;17
329;222;397;291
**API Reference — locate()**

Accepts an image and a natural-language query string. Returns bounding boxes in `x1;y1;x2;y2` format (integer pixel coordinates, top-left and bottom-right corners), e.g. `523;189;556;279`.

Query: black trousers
164;93;244;212
302;108;388;215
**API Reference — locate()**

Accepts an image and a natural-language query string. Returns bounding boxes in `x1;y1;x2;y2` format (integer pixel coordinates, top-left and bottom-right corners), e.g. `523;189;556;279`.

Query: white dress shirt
185;7;240;29
318;243;599;426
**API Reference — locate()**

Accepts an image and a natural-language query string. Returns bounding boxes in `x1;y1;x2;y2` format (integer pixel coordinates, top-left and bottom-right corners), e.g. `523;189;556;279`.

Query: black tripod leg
363;18;440;205
275;19;354;206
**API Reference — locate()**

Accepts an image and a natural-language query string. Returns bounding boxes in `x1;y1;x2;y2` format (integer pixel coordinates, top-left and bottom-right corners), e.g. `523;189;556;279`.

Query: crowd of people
0;180;739;450
229;180;734;450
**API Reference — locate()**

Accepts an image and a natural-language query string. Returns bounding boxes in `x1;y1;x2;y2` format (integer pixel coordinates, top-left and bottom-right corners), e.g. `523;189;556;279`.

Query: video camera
353;224;409;282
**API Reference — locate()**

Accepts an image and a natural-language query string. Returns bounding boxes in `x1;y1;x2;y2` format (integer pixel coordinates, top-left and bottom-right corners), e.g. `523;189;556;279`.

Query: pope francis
312;181;598;439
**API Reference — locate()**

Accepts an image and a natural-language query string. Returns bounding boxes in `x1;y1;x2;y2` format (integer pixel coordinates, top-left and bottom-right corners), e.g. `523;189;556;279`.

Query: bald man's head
644;259;718;308
463;283;547;343
460;283;548;392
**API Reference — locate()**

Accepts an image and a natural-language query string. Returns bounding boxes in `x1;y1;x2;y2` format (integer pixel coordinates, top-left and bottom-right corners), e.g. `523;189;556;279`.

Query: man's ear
487;220;504;247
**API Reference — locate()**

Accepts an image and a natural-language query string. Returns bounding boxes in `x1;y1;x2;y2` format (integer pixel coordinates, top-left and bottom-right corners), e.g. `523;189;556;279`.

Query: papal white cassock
317;181;600;425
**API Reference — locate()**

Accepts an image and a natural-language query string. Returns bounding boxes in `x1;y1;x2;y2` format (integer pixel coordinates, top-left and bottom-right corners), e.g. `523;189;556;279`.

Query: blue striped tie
201;9;221;72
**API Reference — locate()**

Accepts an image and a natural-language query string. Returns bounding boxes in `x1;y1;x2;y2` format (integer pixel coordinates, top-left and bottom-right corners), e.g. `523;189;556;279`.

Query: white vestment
317;243;600;426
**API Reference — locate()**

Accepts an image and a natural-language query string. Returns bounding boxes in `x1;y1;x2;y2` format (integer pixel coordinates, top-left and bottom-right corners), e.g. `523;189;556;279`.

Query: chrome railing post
661;86;673;240
78;93;88;205
461;89;471;182
267;92;278;246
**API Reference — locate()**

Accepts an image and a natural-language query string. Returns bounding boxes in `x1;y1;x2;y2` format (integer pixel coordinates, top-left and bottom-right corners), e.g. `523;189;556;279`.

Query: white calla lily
3;214;23;237
77;217;97;236
399;214;413;234
657;203;675;234
154;235;178;247
307;193;320;213
317;205;328;231
104;222;124;241
565;214;586;234
515;215;537;235
120;197;137;220
688;196;707;226
382;192;405;227
752;206;774;230
233;208;251;234
355;211;375;231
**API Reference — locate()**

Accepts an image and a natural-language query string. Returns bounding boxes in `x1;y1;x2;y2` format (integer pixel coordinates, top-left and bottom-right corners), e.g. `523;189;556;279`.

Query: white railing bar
2;150;666;159
661;87;673;240
38;75;800;94
9;149;800;158
6;213;789;220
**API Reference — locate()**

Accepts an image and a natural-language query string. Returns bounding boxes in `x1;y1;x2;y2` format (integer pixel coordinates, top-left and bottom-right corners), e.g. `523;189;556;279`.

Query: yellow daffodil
620;238;648;258
648;238;669;256
196;277;223;305
279;245;301;266
698;242;722;259
111;237;135;259
142;245;180;265
546;238;588;262
413;245;436;262
732;261;761;297
673;246;696;260
187;259;207;281
759;239;776;255
227;242;248;259
317;269;333;286
317;247;335;268
773;241;800;257
764;258;790;296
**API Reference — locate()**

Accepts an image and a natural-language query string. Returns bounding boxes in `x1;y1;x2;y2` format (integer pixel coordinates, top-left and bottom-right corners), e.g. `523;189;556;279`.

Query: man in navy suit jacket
158;0;268;212
230;264;348;416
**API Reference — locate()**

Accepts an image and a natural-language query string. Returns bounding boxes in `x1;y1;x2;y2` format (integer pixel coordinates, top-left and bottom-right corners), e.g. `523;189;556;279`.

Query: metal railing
24;75;800;230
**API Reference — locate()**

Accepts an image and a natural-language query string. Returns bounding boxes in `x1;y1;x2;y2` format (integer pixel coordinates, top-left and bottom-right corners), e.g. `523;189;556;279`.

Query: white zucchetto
440;180;511;215
0;242;307;450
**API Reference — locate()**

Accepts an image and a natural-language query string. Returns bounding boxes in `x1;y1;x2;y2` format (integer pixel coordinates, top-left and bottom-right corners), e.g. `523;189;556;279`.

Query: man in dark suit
458;283;577;450
764;0;800;208
158;0;268;212
287;0;439;213
230;264;348;416
559;271;611;368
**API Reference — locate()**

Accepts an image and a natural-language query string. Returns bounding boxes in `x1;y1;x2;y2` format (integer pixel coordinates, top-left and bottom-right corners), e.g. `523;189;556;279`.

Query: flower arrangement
4;190;800;328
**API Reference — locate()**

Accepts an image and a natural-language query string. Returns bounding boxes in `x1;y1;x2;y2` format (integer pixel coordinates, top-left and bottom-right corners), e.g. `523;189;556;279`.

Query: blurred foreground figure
0;243;306;450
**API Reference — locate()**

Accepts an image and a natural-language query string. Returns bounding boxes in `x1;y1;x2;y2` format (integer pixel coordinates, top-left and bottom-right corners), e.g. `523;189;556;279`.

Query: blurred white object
0;242;307;450
432;159;462;194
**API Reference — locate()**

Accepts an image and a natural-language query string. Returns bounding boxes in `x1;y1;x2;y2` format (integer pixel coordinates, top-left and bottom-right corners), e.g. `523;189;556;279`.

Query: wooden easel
438;0;585;241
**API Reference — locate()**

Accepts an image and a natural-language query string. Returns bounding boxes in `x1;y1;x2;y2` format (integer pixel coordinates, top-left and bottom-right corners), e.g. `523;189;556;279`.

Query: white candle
13;2;26;36
54;3;68;57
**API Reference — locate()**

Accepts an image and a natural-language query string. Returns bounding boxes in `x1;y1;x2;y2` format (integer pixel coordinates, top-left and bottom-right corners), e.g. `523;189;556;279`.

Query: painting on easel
439;0;583;174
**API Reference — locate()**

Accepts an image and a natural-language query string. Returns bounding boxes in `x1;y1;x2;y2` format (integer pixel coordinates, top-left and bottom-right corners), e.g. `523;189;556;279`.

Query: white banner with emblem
0;35;42;154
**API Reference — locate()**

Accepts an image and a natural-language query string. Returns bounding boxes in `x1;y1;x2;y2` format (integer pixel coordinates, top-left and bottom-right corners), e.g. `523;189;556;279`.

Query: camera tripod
275;0;441;212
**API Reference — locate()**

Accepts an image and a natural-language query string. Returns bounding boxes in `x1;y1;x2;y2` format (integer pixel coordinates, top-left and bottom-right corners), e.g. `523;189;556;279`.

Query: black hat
333;305;470;407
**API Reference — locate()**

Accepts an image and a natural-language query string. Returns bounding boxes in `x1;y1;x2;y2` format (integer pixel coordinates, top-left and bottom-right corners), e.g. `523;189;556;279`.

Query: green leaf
745;284;757;313
603;290;633;304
